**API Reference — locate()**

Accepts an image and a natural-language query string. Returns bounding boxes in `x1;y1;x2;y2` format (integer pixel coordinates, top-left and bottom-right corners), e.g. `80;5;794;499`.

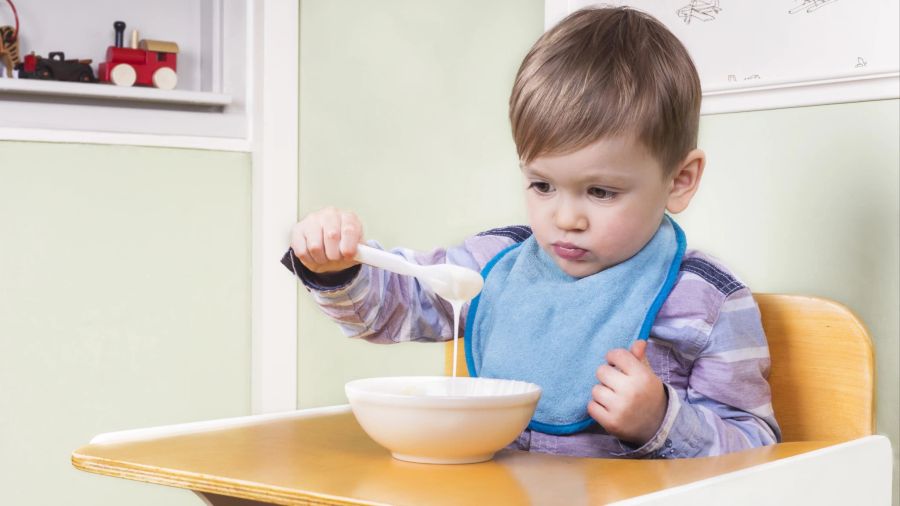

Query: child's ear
666;149;705;214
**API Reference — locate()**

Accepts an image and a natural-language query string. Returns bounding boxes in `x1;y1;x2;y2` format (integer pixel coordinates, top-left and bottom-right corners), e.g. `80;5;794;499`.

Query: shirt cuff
280;248;361;292
612;383;681;459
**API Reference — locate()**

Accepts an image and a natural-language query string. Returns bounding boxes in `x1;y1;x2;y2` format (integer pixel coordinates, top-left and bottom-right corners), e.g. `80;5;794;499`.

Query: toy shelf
0;0;249;146
0;78;232;107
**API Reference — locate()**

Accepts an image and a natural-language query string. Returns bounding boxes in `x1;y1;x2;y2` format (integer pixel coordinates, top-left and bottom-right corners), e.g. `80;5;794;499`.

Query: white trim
89;405;351;445
249;0;300;415
701;72;900;115
201;0;225;93
0;79;232;107
0;127;250;152
612;436;894;505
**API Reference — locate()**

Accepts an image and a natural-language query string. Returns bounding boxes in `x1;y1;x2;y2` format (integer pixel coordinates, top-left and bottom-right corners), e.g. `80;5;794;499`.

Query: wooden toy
98;21;179;90
0;0;20;77
16;51;96;82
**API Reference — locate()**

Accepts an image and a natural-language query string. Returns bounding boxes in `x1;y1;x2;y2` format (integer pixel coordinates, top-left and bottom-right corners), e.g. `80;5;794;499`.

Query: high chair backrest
444;293;875;442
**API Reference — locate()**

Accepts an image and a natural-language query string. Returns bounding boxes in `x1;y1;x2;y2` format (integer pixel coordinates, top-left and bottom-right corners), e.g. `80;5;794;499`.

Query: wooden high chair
445;293;876;443
72;293;890;504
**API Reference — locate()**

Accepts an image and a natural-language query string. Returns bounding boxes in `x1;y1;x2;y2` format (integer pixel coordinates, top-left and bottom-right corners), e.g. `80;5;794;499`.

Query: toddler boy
284;7;780;458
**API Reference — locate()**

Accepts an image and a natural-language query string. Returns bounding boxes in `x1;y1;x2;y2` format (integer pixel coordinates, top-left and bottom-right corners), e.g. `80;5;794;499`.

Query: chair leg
195;491;278;506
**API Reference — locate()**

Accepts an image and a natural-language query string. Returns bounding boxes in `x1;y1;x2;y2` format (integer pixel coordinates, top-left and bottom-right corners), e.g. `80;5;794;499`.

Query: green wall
0;142;252;505
681;100;899;498
680;100;900;496
297;0;541;406
298;0;898;500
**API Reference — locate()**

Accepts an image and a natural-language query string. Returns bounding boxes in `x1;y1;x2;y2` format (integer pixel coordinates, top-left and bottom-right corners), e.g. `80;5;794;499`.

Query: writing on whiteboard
677;1;722;24
789;0;840;15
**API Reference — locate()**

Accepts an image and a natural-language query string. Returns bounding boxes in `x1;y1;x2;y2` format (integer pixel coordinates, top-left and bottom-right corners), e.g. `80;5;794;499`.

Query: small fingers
587;385;618;432
339;211;363;258
290;228;310;267
304;227;327;264
606;347;643;375
319;210;343;262
587;399;609;424
291;207;363;272
291;222;321;267
590;384;627;434
595;363;626;392
630;339;648;363
591;383;615;407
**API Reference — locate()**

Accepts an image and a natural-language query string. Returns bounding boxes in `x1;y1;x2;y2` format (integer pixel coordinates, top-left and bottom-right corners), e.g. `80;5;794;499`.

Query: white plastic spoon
354;244;483;302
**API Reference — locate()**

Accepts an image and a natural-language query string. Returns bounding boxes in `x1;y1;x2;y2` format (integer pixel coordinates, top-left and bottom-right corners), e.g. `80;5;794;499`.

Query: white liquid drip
450;300;462;379
350;244;481;379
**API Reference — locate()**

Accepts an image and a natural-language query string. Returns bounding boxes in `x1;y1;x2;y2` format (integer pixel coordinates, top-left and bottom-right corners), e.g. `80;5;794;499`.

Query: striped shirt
281;226;782;459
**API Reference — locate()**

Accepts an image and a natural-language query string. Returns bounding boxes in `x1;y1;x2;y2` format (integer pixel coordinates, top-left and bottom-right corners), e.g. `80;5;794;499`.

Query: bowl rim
345;376;542;407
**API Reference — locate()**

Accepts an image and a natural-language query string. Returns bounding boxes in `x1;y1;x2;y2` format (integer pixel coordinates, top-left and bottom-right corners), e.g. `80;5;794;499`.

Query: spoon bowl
354;244;483;301
416;263;484;301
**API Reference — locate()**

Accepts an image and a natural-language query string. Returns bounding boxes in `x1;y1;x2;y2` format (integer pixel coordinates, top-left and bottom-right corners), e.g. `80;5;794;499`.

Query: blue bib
464;216;686;435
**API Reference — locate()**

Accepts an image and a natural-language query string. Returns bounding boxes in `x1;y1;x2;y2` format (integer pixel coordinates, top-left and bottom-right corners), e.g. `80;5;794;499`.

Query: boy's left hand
587;340;668;446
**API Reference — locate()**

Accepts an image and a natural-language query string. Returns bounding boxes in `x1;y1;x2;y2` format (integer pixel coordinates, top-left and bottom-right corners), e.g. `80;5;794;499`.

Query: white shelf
0;78;232;107
0;0;248;141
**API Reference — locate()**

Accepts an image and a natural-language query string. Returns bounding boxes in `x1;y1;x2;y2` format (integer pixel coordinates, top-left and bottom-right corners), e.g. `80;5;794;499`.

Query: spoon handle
354;244;421;278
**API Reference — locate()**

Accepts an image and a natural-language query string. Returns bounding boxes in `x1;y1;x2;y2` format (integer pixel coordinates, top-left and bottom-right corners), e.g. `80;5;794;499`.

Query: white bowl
345;376;541;464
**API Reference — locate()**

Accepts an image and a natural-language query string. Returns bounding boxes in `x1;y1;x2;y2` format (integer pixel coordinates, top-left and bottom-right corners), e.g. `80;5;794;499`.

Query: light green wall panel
680;99;899;500
0;141;252;505
297;0;542;408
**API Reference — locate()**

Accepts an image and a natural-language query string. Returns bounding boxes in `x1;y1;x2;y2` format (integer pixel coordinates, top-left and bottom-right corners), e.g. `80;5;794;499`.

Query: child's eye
588;187;616;200
528;182;553;194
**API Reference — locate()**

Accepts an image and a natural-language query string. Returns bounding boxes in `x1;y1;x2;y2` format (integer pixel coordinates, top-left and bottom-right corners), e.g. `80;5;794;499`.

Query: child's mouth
552;243;588;261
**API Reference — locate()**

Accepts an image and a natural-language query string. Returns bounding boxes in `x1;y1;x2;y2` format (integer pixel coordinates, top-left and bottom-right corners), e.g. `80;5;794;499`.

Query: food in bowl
345;376;541;464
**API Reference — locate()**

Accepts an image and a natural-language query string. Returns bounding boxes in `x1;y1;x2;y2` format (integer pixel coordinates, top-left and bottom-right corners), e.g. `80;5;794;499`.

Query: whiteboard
545;0;900;113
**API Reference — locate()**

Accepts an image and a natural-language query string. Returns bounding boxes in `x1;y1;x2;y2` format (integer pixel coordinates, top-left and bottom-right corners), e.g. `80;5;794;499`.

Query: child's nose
554;199;588;231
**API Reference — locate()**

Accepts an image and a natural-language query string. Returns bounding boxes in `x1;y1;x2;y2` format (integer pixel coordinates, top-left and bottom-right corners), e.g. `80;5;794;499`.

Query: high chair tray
72;405;892;505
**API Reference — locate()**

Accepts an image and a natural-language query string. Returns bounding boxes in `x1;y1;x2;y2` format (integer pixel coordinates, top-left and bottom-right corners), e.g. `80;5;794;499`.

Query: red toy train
98;21;179;90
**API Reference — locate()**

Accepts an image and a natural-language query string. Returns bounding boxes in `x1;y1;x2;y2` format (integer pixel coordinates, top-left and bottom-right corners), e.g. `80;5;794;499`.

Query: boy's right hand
291;207;363;273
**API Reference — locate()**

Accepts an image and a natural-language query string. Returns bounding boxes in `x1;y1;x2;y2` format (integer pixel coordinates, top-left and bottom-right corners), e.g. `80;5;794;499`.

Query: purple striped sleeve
618;282;781;459
283;230;526;344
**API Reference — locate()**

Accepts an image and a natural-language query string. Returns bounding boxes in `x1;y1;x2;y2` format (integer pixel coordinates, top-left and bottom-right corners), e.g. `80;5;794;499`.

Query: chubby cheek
598;217;630;243
530;225;554;255
524;197;553;245
591;212;655;261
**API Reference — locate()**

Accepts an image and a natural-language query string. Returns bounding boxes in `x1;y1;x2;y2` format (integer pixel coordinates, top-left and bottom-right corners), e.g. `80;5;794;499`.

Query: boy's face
521;136;674;278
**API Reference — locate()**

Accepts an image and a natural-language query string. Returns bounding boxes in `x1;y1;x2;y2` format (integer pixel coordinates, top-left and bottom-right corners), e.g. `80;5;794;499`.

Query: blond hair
509;7;701;172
